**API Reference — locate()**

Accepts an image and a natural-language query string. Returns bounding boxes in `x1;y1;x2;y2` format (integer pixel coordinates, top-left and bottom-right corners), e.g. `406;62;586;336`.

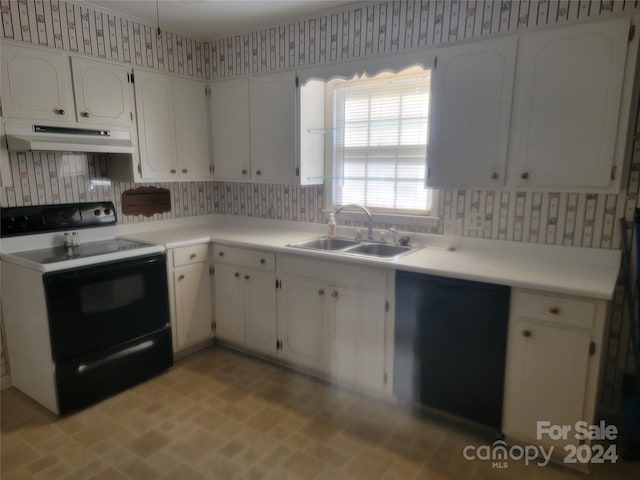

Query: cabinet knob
171;169;177;174
490;172;498;180
260;258;266;264
55;108;65;115
182;168;188;174
256;170;262;176
331;290;339;298
81;111;91;118
242;169;248;175
521;172;529;180
177;275;185;281
522;330;532;338
189;253;196;259
549;307;560;315
234;272;240;277
218;251;224;257
318;289;324;295
244;274;250;280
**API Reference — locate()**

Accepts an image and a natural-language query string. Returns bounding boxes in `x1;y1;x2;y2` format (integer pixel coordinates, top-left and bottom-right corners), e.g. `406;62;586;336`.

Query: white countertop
119;215;621;300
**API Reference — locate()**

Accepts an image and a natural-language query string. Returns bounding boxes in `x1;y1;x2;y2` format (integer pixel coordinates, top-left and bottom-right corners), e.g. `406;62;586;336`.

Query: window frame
323;67;439;228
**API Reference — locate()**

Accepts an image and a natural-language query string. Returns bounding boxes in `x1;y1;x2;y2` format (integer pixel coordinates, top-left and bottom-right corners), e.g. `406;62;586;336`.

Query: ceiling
85;0;360;40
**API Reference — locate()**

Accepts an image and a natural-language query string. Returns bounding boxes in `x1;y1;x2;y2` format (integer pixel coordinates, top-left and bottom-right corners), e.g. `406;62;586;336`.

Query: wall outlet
466;213;484;232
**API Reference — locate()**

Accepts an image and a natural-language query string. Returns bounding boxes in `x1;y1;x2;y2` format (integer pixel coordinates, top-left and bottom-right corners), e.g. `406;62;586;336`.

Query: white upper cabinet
250;71;298;183
134;69;211;181
174;77;212;179
134;70;178;179
210;77;251;181
210;72;323;185
428;36;517;188
1;43;74;123
508;16;637;190
71;57;133;127
1;43;136;129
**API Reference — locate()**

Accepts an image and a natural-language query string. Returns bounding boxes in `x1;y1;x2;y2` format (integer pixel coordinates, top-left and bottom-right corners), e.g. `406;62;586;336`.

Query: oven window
81;274;145;314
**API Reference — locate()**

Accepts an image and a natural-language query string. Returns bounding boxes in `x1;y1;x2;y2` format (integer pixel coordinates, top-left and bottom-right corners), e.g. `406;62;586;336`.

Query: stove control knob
104;208;111;215
17;215;29;227
94;209;101;216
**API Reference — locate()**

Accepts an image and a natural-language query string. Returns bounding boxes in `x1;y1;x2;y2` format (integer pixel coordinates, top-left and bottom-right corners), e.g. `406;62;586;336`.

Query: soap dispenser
328;212;336;237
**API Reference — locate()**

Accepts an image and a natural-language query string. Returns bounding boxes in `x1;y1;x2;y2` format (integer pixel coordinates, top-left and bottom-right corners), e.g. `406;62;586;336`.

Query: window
328;67;433;216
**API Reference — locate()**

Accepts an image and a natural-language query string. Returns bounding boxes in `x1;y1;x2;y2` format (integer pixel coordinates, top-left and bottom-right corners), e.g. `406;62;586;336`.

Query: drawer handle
218;252;224;257
242;169;248;175
182;168;188;174
522;330;532;338
549;307;560;315
490;172;498;180
234;272;240;277
189;253;197;259
318;289;324;295
244;274;250;280
55;108;65;115
331;290;339;298
521;172;529;180
170;169;177;174
260;258;266;264
256;170;262;176
177;275;185;281
82;111;91;118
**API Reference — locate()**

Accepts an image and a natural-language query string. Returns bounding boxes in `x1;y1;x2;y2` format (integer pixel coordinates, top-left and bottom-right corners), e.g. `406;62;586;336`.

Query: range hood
3;123;135;154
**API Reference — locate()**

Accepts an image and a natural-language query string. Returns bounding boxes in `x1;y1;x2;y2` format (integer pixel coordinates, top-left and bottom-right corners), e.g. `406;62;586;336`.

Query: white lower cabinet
277;273;330;371
276;254;392;395
213;245;277;356
168;244;214;352
502;289;607;454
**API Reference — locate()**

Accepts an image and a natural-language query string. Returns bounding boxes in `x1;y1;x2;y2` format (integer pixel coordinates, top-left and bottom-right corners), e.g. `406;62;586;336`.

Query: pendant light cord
156;0;161;36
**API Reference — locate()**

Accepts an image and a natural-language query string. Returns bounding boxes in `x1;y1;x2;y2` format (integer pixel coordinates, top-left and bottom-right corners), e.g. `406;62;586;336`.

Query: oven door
43;253;170;363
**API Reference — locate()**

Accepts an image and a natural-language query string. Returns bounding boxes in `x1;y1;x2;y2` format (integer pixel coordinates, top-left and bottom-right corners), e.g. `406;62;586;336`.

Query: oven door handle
45;254;164;282
76;340;155;374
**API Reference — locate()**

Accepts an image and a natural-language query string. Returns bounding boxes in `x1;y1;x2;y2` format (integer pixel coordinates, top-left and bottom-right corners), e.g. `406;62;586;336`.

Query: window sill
324;209;440;231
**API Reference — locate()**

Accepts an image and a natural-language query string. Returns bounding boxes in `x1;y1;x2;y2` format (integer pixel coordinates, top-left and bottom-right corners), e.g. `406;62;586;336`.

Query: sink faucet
335;204;373;240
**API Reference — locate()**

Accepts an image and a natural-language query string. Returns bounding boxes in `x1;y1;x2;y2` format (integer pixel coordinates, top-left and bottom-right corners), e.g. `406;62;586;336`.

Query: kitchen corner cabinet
428;36;517;188
213;245;277;355
502;289;607;452
134;69;211;181
1;43;134;128
168;244;214;352
509;16;637;190
277;255;393;395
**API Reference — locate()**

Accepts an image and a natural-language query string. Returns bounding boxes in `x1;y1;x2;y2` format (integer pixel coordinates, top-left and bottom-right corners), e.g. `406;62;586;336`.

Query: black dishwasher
394;270;510;430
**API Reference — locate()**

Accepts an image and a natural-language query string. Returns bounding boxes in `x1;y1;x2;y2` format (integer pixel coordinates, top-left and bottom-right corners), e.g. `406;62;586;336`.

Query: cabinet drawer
213;245;275;271
172;243;209;267
511;290;596;330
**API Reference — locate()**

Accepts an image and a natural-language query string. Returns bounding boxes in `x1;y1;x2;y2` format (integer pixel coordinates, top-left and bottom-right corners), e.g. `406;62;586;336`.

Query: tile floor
1;346;638;480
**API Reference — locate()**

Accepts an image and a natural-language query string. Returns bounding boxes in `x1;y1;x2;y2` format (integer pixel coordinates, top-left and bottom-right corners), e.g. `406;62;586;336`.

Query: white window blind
331;70;432;214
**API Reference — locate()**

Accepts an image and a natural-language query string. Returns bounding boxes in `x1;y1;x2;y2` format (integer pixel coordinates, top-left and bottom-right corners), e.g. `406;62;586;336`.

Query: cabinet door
1;43;74;123
502;320;591;448
210;78;251;181
174;77;211;180
71;57;134;127
134;70;178;179
509;17;632;188
173;263;213;350
244;269;277;355
213;263;245;344
428;36;516;188
330;286;386;392
277;274;328;372
250;71;297;183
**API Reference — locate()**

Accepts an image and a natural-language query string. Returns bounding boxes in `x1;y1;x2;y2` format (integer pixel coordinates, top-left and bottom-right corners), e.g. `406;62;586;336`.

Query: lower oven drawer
55;328;173;414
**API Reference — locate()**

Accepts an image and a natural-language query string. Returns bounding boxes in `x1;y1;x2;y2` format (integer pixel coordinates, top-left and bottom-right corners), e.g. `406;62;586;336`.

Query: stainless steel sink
344;243;413;258
287;236;418;259
288;236;361;251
